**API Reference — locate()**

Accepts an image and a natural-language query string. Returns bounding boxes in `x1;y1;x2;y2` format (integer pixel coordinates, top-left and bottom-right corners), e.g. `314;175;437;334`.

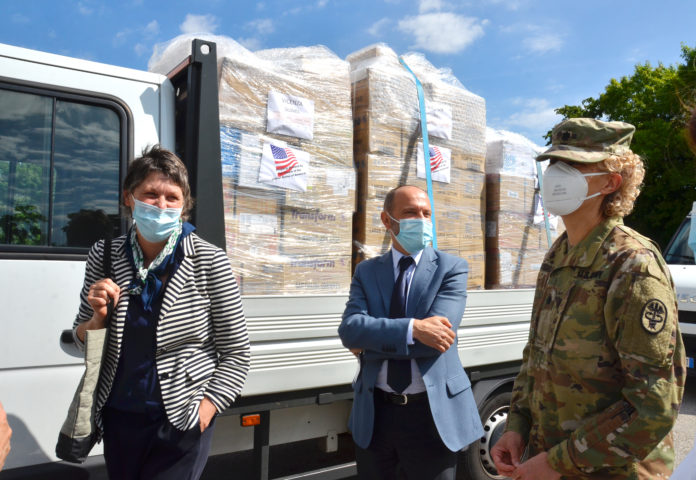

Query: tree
554;45;696;248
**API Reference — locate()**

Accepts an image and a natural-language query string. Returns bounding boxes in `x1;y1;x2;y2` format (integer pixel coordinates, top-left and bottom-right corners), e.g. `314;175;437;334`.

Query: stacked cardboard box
485;128;564;289
349;45;487;289
215;42;355;295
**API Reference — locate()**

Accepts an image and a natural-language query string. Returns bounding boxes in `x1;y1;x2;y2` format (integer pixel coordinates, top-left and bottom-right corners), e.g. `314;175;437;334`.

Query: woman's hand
199;397;218;433
76;278;121;342
87;278;121;321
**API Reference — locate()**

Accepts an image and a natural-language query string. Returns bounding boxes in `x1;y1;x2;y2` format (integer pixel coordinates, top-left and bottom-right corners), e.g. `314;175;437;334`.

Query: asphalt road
674;376;696;469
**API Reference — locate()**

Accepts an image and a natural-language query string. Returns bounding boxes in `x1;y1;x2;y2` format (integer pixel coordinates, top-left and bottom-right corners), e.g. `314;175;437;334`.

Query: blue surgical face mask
387;212;433;254
131;195;182;242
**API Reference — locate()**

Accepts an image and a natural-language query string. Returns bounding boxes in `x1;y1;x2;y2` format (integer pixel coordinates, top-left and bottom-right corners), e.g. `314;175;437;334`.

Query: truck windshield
664;215;694;265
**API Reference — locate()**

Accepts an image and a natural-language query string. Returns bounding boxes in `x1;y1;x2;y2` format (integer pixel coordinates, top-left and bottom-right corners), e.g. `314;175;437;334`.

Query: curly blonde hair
597;151;645;218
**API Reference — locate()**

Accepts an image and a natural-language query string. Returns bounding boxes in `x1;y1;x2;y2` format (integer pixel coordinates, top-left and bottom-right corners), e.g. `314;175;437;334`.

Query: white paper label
426;102;452;140
237;213;278;235
417;143;451;183
266;91;315;140
325;168;355;197
501;251;513;284
259;141;310;192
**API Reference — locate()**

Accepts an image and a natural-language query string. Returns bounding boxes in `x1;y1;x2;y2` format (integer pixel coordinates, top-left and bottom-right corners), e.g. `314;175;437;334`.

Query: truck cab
665;208;696;369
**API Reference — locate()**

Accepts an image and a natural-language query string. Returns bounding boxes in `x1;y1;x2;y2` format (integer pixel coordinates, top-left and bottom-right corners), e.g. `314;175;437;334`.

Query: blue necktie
388;255;414;393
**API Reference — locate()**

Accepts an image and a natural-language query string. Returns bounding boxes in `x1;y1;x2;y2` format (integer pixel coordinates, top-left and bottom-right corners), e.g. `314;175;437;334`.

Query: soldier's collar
561;217;623;267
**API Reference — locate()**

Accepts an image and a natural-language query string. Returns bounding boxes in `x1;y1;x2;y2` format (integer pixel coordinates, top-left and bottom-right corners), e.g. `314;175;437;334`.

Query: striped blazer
72;233;250;433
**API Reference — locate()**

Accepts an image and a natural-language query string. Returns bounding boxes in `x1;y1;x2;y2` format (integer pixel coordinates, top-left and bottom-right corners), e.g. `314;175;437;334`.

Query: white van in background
664;207;696;370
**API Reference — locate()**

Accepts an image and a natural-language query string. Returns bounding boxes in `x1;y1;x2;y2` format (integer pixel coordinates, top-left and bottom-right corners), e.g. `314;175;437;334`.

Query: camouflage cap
536;118;635;163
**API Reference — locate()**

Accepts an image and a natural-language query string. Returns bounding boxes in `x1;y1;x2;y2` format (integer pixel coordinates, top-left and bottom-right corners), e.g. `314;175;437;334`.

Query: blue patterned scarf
126;221;195;312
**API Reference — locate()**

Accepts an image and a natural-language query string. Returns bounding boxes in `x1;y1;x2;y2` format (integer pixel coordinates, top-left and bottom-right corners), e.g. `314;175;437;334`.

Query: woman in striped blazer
72;145;250;479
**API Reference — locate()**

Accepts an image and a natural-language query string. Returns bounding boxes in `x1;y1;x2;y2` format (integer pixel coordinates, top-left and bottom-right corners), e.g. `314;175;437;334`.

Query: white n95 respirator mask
541;161;608;216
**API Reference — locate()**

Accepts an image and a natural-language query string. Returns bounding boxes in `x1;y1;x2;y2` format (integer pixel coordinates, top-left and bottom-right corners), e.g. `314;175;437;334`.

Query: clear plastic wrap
348;44;487;289
484;128;564;288
152;35;355;295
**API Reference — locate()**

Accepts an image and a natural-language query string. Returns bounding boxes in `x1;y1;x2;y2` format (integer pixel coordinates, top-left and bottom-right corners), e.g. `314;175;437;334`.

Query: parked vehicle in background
665;208;696;372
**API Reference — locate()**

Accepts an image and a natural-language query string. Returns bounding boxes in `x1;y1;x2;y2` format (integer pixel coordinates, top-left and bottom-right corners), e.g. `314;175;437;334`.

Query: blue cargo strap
399;56;438;249
536;161;553;248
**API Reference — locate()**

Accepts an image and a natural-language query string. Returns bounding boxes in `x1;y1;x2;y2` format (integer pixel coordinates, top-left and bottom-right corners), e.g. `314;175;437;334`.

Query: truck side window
0;87;122;249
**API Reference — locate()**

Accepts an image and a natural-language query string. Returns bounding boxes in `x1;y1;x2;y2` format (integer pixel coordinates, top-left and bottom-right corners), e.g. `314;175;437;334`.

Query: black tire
459;390;512;480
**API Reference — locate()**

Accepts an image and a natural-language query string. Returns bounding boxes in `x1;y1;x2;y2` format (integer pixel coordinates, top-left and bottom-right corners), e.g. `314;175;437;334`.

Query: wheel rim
477;404;508;479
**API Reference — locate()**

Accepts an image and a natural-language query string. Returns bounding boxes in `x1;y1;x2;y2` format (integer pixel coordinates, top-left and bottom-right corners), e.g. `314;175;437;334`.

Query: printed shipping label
237;213;278;235
417;143;451;184
325;167;355;197
426;102;453;140
500;251;513;284
266;91;315;140
259;141;310;192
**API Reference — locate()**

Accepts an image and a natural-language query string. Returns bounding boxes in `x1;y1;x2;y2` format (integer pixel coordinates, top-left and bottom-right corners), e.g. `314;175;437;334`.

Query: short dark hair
383;185;426;214
123;145;193;220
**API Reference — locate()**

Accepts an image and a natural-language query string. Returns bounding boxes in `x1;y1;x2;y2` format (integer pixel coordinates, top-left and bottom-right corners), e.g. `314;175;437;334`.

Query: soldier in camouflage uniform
491;118;686;480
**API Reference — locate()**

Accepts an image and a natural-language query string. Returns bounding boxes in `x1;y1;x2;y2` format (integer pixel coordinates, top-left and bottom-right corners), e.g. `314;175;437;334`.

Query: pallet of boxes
485;128;564;288
348;44;487;290
142;35;357;295
214;42;356;295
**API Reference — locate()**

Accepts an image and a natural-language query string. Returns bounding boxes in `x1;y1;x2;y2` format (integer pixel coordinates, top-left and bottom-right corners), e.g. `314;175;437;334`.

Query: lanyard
399;56;438;248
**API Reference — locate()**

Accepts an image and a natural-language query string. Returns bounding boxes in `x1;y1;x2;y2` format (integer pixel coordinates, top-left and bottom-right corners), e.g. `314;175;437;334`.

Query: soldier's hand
491;431;525;477
511;452;560;480
413;316;455;352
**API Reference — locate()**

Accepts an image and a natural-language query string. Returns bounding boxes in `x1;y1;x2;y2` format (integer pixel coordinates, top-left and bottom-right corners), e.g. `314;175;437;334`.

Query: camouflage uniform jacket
506;217;686;479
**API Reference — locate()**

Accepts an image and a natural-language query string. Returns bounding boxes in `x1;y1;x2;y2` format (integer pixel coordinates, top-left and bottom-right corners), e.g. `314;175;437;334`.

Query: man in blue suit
339;185;483;479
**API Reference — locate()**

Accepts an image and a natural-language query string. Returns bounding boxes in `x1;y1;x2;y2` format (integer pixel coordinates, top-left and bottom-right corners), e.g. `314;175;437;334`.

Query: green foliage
554;45;696;248
0;204;45;245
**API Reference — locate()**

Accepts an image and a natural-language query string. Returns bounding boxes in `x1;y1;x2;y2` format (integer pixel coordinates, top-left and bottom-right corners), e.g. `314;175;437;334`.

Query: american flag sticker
429;146;444;171
417;143;451;183
258;141;309;192
270;144;298;177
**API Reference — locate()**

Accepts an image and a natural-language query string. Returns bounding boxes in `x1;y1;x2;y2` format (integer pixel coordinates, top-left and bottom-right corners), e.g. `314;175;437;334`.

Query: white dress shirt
374;248;427;394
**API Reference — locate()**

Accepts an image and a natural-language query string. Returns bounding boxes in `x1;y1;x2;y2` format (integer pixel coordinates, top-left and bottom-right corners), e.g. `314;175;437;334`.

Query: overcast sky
2;0;695;144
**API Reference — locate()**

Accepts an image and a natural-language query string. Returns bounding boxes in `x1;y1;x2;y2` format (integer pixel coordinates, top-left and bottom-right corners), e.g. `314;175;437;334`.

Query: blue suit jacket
338;247;483;451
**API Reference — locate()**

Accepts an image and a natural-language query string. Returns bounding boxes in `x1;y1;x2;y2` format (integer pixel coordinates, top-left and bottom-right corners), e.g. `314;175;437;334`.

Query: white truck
0;39;533;479
665;206;696;371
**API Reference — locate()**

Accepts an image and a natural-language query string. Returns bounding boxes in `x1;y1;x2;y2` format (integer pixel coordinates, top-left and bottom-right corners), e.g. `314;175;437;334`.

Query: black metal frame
168;39;226;250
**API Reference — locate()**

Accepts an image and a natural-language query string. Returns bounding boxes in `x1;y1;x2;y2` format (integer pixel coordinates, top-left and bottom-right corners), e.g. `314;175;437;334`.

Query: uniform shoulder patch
640;299;667;334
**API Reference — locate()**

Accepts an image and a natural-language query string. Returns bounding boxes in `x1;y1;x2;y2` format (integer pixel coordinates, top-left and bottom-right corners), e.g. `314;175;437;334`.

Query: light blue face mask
387;212;433;254
131;195;182;243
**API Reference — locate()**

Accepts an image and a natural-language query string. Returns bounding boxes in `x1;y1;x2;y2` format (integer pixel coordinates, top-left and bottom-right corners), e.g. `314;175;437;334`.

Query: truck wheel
460;390;511;480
